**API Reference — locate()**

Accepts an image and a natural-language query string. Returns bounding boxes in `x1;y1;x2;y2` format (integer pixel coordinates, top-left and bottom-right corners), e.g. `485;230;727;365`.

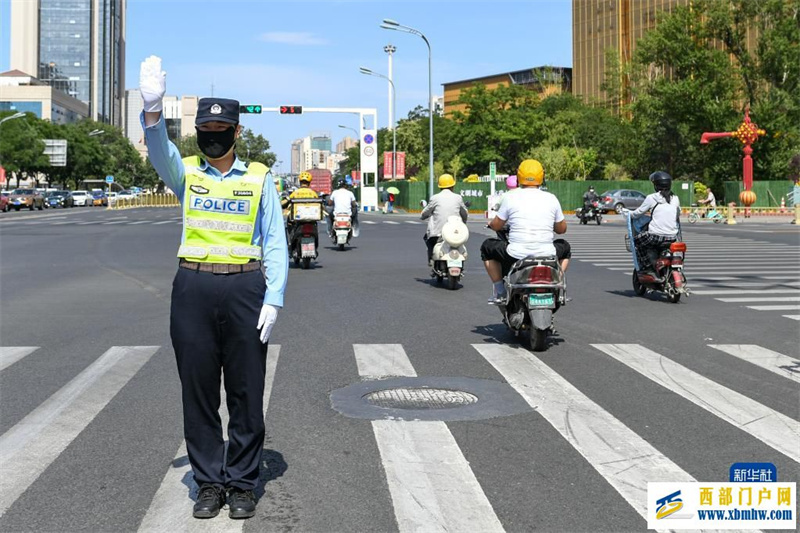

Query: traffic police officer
140;56;288;519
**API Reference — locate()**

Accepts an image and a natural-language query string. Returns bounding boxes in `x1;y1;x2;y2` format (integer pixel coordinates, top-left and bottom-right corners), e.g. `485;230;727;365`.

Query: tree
236;128;276;167
0;112;48;187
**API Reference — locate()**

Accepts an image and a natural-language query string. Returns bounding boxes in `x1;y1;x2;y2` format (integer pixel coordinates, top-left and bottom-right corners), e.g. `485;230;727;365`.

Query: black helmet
649;171;672;192
335;179;347;189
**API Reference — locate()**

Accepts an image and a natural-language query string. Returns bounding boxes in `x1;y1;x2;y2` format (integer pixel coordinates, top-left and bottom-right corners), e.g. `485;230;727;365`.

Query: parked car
117;190;136;202
8;188;45;211
92;190;108;206
598;189;647;214
71;190;92;207
0;192;9;212
45;190;75;208
108;191;118;205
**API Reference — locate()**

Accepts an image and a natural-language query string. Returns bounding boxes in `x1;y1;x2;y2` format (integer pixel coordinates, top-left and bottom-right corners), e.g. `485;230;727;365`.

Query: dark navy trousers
170;267;268;490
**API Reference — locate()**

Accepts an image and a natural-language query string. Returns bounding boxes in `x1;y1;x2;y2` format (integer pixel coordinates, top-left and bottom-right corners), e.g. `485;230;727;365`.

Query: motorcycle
625;212;689;303
430;215;469;290
492;228;567;351
287;198;323;269
330;212;354;250
576;200;602;225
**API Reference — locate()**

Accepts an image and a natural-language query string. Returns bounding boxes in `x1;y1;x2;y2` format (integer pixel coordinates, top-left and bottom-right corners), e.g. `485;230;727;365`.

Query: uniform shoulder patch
190;184;210;195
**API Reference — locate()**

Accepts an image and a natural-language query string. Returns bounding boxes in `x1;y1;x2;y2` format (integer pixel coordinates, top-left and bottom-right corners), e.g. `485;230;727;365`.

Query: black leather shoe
193;484;226;519
228;488;256;519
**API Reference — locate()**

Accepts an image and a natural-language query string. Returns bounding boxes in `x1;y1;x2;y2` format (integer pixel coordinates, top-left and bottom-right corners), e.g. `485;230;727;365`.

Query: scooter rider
420;174;468;264
481;159;571;303
626;171;681;276
582;186;599;222
327;179;357;236
283;172;320;248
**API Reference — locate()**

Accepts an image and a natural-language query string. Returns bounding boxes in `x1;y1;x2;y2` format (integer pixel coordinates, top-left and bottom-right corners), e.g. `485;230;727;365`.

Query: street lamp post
381;19;433;197
384;45;396;132
359;67;396;181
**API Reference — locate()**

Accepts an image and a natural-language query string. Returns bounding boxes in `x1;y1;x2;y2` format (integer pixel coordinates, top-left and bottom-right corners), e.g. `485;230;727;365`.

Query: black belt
179;259;261;275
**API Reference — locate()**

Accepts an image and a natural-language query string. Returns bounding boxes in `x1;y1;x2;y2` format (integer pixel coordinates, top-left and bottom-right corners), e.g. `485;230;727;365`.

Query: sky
0;0;572;169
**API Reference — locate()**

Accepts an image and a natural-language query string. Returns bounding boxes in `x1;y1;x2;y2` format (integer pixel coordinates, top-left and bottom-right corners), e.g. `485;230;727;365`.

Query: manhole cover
364;388;478;409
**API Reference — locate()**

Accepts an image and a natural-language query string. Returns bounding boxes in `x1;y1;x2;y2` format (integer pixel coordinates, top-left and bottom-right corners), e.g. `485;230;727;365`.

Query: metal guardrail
110;193;180;210
682;205;800;224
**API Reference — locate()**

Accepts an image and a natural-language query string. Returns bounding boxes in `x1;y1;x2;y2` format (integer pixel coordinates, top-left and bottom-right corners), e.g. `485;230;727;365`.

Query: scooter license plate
301;238;315;254
446;259;462;268
528;294;554;308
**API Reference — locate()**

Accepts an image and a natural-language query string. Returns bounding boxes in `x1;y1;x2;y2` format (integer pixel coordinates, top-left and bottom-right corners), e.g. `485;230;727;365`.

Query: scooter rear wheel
632;270;647;296
530;328;548;352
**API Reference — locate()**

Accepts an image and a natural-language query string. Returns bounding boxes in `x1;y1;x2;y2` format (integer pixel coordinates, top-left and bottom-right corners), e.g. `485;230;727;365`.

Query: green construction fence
723;181;795;207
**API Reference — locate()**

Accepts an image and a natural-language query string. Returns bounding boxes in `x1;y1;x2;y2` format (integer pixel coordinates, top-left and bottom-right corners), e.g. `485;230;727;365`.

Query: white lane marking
0;347;39;372
76;221;102;225
783;315;800;321
762;276;800;280
0;346;159;517
23;221;46;225
709;345;800;383
105;216;129;221
747;305;800;311
404;220;421;225
474;344;695;521
102;221;128;225
128;220;151;225
137;345;281;533
152;220;175;225
591;344;800;462
693;289;800;295
383;221;400;225
355;345;503;533
717;297;800;303
362;220;377;225
353;344;416;378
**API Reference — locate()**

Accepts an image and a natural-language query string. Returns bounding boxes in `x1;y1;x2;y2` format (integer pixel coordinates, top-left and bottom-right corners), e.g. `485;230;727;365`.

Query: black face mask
196;126;236;159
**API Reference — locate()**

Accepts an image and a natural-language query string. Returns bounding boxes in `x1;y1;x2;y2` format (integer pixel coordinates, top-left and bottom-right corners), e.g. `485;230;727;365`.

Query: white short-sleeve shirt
497;188;565;259
330;188;356;214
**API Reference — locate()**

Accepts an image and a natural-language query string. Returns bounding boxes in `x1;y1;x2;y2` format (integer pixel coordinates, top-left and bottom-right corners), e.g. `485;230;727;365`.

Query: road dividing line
709;345;800;383
717;296;800;303
355;345;503;533
0;346;159;517
0;346;38;372
137;345;280;533
747;305;800;311
474;344;695;521
591;344;800;463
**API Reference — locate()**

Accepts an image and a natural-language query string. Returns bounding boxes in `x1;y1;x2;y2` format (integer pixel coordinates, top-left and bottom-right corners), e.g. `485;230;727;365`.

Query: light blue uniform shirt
142;113;288;307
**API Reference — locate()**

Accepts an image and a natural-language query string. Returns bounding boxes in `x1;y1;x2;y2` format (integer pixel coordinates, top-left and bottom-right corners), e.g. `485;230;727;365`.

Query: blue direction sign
105;175;114;184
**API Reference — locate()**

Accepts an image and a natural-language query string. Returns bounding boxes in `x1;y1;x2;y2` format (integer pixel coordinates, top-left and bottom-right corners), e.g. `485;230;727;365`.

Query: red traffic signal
279;105;303;115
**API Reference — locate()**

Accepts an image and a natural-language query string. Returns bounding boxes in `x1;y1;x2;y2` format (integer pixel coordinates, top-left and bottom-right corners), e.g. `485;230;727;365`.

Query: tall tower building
10;0;126;126
572;0;687;105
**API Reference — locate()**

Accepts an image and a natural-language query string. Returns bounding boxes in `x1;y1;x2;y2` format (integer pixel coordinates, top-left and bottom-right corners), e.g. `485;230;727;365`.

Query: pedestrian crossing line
383;221;400;225
708;345;800;383
692;289;800;295
76;221;102;225
473;344;696;521
354;345;503;533
137;345;280;533
0;346;39;372
717;297;800;303
747;305;800;311
102;220;128;225
784;315;800;321
0;346;159;517
128;220;151;225
591;344;800;463
152;220;174;225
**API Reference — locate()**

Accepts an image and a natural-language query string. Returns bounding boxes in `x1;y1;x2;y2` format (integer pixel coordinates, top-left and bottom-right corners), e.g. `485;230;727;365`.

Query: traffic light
279;105;303;115
240;105;262;114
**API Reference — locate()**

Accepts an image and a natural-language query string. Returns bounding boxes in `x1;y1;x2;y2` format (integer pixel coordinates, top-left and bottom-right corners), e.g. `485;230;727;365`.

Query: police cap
196;98;240;125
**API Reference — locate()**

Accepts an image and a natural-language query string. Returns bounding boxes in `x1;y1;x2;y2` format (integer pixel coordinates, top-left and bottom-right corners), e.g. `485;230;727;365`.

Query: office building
336;136;357;153
124;90;198;158
291;138;308;175
10;0;126;126
442;67;572;116
310;133;332;152
0;69;89;124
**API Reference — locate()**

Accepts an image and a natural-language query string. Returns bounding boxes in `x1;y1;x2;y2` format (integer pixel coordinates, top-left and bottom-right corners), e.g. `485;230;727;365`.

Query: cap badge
210;104;222;115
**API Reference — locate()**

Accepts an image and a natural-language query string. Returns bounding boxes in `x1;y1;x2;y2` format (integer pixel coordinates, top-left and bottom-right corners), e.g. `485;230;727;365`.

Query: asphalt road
1;206;798;532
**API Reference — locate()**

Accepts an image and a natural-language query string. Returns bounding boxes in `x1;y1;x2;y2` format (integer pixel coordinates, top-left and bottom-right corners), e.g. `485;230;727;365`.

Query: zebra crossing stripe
383;221;400;225
717;296;800;303
0;346;38;372
708;345;800;383
783;315;800;321
693;289;800;295
128;220;151;225
474;344;695;521
591;344;800;462
747;304;800;311
137;345;280;533
152;220;174;225
0;346;159;517
362;221;377;225
354;345;503;533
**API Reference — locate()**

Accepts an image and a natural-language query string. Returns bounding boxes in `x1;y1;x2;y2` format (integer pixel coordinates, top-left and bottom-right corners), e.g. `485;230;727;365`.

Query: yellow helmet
299;171;312;184
438;173;456;189
517;159;544;186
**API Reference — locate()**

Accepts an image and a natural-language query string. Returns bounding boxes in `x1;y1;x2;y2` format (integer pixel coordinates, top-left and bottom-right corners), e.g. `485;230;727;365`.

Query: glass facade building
96;0;123;124
38;0;92;103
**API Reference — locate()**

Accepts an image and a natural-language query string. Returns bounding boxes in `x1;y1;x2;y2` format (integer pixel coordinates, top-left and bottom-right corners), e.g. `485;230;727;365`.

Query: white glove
256;304;279;344
139;55;166;113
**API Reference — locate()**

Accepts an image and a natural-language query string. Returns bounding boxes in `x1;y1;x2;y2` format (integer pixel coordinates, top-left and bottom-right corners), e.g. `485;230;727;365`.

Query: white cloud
257;32;328;46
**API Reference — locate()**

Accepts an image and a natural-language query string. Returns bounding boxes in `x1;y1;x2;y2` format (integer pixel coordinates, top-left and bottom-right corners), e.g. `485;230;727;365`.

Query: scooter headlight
449;249;460;259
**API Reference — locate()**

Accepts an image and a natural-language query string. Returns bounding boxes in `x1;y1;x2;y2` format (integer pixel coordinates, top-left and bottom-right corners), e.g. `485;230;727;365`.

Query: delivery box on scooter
291;198;323;221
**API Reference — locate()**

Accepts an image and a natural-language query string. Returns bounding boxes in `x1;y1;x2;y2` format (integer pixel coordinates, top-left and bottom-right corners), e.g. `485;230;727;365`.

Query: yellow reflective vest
177;156;269;264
